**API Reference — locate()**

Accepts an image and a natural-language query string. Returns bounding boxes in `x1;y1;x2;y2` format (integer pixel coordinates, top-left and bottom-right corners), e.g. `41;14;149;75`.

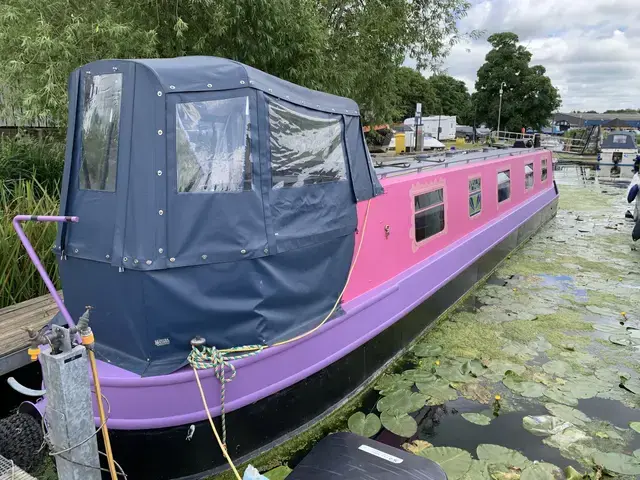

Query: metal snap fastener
157;129;163;136
146;260;152;265
201;254;207;260
105;254;110;259
123;257;128;262
157;170;163;176
263;248;269;254
157;91;162;97
241;249;247;254
133;259;139;264
169;85;175;90
207;83;213;88
158;248;164;254
169;257;176;263
158;210;164;216
74;248;78;253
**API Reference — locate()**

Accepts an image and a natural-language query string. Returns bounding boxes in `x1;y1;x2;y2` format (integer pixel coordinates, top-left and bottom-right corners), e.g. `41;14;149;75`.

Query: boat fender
242;465;268;480
633;220;640;242
628;184;639;203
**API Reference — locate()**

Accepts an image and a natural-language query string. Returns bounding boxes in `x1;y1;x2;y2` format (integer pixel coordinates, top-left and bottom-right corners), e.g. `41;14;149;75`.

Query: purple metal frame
12;215;79;329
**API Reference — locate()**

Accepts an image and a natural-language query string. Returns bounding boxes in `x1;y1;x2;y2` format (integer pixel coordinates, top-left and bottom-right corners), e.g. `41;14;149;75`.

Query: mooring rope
187;345;263;446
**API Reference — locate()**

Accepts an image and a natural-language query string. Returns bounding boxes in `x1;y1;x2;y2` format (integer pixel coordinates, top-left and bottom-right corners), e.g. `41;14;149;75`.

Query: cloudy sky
412;0;640;113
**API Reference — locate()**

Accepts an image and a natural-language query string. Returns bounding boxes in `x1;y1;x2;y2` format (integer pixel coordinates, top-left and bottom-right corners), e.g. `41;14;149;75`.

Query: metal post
437;108;442;141
40;343;101;480
497;81;506;140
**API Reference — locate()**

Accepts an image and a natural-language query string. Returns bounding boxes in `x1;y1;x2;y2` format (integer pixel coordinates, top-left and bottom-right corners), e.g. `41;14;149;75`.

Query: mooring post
40;344;101;480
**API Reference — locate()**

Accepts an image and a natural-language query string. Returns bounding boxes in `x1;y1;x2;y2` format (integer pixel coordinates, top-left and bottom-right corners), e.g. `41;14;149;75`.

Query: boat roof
601;132;637;150
105;56;360;115
373;148;543;178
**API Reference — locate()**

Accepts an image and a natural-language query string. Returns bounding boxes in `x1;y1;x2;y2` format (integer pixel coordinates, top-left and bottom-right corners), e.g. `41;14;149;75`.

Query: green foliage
425;74;472;123
0;179;60;308
473;32;561;131
392;67;439;121
0;0;475;126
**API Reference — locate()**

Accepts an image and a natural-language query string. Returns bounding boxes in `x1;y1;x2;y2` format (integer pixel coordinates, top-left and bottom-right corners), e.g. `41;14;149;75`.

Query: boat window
541;159;548;181
176;96;252;193
613;135;628;144
498;169;511;203
414;188;445;242
469;177;481;217
268;100;347;188
525;163;534;190
79;73;122;191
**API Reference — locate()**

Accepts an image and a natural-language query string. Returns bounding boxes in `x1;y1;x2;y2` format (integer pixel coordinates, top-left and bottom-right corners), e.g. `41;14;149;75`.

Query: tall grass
0;180;60;309
0;134;64;196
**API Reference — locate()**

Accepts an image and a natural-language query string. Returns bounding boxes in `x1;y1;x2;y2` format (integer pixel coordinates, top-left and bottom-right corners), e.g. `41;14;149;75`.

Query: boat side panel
344;150;554;301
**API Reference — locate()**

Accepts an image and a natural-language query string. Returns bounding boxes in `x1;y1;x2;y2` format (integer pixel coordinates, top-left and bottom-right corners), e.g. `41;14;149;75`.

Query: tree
473;32;561;131
425;74;472;123
604;108;640;114
0;0;475;125
391;67;438;122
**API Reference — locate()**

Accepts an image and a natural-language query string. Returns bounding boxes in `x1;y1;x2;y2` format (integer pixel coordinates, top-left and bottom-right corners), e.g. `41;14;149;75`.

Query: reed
0;179;60;309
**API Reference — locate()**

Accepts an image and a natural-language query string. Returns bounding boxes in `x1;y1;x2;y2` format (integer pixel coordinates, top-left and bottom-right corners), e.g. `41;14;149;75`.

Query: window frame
78;71;123;192
524;162;534;191
468;174;482;218
497;168;512;205
266;97;349;190
411;181;447;249
541;158;548;182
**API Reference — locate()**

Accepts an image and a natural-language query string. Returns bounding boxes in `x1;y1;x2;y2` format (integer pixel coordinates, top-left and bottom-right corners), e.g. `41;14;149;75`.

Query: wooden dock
0;294;59;376
0;454;37;480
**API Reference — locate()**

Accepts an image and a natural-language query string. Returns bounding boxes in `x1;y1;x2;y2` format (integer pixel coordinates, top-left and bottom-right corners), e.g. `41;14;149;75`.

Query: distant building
553;112;640;130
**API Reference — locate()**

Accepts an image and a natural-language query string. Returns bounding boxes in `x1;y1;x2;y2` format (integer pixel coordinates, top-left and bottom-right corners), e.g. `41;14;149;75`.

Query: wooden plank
0;293;60;358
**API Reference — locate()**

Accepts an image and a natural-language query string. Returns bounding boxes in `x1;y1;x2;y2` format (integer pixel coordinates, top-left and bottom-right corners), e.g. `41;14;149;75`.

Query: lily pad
542;360;572;377
621;379;640;394
503;373;545;397
402;439;432;455
530;337;553;352
558;379;602;399
436;364;473;383
591;451;640;475
522;415;571;436
374;374;413;395
380;411;417;437
413;344;443;357
542;427;589;452
634;449;640;459
630;421;640;433
586;305;618;317
461;412;492;426
461;460;491;480
521;464;557;480
488;361;526;376
476;444;529;469
264;466;292;480
377;391;427;415
592;324;628;334
503;343;536;358
416;378;459;405
418;447;473;480
544;403;590;427
402;369;436;383
457;382;493;404
461;359;485;377
610;334;640;347
594;367;627;383
563;466;583;480
347;412;381;438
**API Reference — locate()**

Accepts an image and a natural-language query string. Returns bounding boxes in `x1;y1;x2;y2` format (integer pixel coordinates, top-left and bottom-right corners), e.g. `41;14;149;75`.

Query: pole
497;81;506;140
437;108;442;141
473;102;477;144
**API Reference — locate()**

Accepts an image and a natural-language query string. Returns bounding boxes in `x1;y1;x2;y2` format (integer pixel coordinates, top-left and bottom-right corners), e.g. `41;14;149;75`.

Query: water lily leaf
401;369;436;383
402;439;432;455
592;324;628;334
609;334;639;347
413;344;443;357
347;412;381;438
586;305;618;317
544;403;591;427
380;411;417;437
476;444;529;469
522;415;571;436
436;364;473;383
503;373;545;397
621;379;640;394
563;466;583;480
377;391;427;415
374;374;413;395
461;412;492;426
630;421;640;433
558;379;602;399
634;449;640;459
461;460;491;480
416;378;459;405
264;466;292;480
461;359;485;377
503;342;536;358
521;464;556;480
542;427;589;452
594;367;628;383
488;361;526;376
530;337;553;352
457;382;493;404
591;451;640;475
418;446;473;480
542;360;572;377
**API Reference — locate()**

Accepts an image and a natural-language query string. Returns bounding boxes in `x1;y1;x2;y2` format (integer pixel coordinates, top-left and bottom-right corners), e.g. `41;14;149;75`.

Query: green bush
0;133;64;196
0;179;60;308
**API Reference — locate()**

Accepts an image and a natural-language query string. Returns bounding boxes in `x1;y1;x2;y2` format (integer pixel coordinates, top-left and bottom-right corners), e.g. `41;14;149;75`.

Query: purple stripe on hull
37;187;558;430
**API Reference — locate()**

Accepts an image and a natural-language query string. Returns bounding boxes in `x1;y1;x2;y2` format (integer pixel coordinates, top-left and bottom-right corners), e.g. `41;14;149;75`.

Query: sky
409;0;640;113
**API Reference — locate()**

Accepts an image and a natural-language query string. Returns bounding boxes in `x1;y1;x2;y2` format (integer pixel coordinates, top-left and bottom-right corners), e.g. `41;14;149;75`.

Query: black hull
102;196;558;480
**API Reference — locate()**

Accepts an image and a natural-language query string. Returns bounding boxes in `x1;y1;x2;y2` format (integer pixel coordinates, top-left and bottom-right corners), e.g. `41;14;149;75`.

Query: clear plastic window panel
80;73;123;191
176;97;251;193
414;189;444;210
498;170;511;203
613;135;628;144
525;163;534;189
268;101;347;188
415;204;445;242
541;159;548;181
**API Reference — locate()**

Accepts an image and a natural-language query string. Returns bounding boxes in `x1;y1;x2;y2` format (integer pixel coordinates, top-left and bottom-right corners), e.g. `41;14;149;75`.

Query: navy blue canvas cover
54;57;382;375
601;132;637;150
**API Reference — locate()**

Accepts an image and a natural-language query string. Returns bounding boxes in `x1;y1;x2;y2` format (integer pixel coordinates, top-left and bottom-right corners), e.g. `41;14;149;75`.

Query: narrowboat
15;57;558;479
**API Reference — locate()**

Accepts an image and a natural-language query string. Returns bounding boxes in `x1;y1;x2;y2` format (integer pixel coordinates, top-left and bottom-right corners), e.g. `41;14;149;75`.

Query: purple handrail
12;215;79;329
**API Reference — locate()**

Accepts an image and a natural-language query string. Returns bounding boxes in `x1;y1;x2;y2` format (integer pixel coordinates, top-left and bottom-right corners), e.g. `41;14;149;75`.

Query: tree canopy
0;0;474;125
472;32;561;131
